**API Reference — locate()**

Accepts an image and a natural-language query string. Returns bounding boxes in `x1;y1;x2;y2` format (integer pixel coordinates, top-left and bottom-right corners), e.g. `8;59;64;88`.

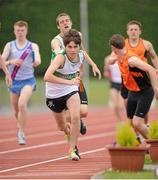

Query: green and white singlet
46;51;85;98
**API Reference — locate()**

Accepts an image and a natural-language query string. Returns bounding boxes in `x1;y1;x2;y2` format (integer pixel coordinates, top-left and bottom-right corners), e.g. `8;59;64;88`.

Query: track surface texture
0;107;157;179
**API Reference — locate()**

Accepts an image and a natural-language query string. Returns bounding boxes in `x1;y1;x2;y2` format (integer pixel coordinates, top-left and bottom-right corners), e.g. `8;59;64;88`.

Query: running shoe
68;148;80;161
136;135;141;144
75;145;81;159
17;130;26;145
136;134;145;144
80;119;87;135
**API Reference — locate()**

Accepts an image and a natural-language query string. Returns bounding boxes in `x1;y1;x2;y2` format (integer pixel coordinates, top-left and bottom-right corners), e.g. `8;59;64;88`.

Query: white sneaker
137;134;145;144
68;148;80;161
17;130;26;145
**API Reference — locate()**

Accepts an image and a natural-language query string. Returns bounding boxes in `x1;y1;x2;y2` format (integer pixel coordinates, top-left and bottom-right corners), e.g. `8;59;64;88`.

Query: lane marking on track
0;131;61;143
0;131;115;155
0;120;116;143
0;147;105;173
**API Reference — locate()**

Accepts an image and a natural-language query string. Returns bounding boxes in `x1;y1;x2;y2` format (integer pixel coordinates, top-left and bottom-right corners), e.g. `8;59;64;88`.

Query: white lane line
0;131;114;155
0;147;105;173
0;131;61;143
0;123;115;143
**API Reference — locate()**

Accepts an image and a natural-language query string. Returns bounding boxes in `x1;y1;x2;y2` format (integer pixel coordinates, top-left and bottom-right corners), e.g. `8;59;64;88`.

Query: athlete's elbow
33;60;41;67
148;66;156;74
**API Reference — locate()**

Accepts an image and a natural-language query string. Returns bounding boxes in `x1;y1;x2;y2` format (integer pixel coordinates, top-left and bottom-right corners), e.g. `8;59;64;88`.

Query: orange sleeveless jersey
125;38;147;62
117;50;150;92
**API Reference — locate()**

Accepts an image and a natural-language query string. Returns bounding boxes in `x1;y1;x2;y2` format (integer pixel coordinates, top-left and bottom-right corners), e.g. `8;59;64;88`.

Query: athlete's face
57;16;72;35
111;46;122;56
14;25;28;40
65;41;80;60
111;45;126;64
127;24;141;40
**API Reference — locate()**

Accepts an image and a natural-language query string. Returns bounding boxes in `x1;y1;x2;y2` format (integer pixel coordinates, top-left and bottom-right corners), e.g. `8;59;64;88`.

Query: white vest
8;40;34;80
109;62;122;83
46;52;84;98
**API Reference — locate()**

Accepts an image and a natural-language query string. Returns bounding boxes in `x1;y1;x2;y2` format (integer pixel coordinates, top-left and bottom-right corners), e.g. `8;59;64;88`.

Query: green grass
1;77;157;109
88;78;110;106
0;78;110;108
103;169;156;179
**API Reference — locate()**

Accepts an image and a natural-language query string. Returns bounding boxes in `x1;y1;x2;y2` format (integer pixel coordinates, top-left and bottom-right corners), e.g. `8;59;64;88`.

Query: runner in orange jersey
108;34;158;139
122;20;158;125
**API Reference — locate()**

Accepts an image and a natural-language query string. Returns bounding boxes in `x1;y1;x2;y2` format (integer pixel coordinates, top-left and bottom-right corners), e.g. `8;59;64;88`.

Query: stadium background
0;0;158;108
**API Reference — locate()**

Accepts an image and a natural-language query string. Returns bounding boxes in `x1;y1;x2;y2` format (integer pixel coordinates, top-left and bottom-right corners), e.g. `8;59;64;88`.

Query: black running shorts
127;87;154;119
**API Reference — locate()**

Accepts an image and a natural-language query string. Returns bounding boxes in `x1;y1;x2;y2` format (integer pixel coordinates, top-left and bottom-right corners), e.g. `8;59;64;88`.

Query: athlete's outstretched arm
0;54;12;87
128;56;158;98
44;54;80;86
82;50;101;79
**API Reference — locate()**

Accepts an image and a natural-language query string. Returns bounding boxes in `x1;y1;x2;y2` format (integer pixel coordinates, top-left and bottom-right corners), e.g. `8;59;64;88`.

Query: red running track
0;107;158;179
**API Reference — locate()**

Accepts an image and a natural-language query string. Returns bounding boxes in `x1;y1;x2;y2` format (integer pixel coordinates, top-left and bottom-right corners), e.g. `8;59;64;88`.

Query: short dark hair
63;29;81;47
109;34;125;49
127;20;142;30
